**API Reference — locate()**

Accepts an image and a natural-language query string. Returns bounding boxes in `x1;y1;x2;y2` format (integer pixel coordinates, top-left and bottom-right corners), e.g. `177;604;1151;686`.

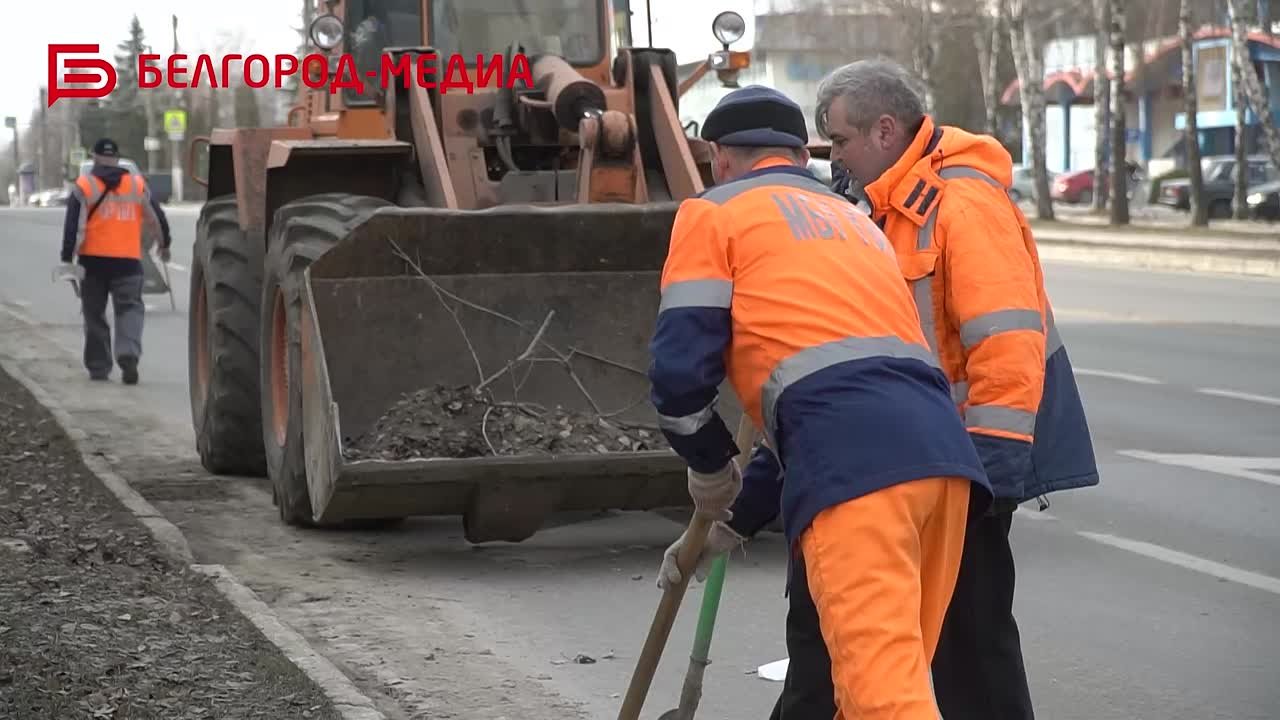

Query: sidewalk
1025;212;1280;278
0;366;340;720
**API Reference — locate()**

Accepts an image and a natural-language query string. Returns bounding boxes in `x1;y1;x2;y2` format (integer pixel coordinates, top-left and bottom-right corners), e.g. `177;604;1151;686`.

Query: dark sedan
1246;179;1280;221
1158;155;1278;218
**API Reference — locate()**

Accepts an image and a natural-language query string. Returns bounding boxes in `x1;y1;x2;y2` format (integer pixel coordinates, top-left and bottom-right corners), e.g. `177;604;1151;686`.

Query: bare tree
1108;0;1130;224
1008;0;1055;219
1232;49;1249;218
1227;0;1280;170
975;0;1007;137
1180;0;1208;225
1093;0;1112;212
916;0;936;114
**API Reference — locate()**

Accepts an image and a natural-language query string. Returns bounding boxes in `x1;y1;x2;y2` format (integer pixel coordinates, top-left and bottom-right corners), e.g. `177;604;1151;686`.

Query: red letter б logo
48;44;118;106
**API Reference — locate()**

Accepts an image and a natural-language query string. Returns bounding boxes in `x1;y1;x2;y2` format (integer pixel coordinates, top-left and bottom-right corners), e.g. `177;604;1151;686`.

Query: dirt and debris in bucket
342;384;671;461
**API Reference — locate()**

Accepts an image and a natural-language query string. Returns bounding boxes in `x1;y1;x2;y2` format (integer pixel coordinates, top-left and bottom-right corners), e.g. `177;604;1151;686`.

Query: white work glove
656;520;746;590
687;461;742;523
53;262;84;282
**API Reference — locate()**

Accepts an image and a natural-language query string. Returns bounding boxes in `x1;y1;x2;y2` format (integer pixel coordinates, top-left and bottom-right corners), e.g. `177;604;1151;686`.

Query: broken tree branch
390;240;485;385
387;238;619;422
476;310;556;392
387;237;646;380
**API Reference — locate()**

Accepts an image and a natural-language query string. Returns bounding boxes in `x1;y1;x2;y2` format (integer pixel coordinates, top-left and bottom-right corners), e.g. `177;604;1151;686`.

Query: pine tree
80;15;151;162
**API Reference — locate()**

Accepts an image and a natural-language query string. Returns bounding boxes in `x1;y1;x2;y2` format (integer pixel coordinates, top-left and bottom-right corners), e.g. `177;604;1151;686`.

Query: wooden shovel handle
616;413;759;720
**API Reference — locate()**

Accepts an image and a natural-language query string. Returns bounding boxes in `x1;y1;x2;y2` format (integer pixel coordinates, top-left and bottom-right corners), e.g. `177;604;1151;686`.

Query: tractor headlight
712;11;746;47
309;13;344;51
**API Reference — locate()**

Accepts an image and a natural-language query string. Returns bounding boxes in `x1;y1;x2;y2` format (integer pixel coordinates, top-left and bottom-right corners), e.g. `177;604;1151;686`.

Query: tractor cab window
428;0;603;68
342;0;423;105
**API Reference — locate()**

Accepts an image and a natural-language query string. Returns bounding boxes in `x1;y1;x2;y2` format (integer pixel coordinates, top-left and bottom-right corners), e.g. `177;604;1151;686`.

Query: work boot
89;372;110;382
118;355;139;385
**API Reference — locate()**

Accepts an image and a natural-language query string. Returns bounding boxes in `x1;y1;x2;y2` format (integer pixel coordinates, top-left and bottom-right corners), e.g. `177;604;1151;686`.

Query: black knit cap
91;138;119;157
700;85;809;148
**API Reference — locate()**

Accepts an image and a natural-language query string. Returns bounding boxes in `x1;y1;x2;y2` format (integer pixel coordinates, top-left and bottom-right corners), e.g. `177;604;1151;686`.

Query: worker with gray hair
756;57;1100;720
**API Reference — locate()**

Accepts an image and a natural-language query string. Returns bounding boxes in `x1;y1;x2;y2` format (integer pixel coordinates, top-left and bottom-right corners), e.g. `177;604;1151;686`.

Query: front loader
186;0;753;542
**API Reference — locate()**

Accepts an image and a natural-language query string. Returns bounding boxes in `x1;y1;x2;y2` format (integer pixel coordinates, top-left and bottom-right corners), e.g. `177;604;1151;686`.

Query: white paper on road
758;657;788;681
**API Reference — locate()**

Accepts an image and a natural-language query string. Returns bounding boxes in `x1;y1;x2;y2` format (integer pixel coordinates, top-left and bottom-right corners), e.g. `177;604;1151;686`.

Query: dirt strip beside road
0;365;341;720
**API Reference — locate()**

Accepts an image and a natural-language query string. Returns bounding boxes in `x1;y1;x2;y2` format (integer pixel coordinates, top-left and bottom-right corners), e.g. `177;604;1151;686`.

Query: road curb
194;564;387;720
0;346;388;720
1034;239;1280;278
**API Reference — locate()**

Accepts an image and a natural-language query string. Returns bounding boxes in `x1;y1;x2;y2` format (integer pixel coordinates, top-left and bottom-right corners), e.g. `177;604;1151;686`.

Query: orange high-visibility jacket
72;171;150;260
862;116;1099;502
648;157;991;545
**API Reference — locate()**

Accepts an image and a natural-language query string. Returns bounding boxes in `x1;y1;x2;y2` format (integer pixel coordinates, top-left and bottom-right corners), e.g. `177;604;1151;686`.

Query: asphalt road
2;206;1278;719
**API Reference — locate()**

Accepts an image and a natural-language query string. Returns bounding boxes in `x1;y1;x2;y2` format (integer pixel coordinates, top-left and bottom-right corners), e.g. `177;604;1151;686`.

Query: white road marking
1078;532;1280;597
10;299;30;307
165;262;188;273
1117;450;1280;487
1014;508;1058;521
1073;367;1163;384
1196;387;1280;407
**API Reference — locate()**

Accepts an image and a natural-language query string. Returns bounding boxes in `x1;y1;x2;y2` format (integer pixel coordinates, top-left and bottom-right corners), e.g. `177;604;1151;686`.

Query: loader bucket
297;202;745;543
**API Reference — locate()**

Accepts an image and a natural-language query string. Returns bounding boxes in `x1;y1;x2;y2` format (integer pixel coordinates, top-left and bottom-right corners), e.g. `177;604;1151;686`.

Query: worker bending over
647;85;993;720
60;138;172;385
757;59;1101;720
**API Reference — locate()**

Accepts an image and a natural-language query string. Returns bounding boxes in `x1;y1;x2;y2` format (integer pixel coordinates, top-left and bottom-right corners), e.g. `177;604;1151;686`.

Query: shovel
616;414;759;720
159;256;177;310
656;552;729;720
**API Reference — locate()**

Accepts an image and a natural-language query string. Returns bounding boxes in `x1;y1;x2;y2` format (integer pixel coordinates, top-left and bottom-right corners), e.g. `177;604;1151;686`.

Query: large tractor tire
188;194;267;477
259;193;398;527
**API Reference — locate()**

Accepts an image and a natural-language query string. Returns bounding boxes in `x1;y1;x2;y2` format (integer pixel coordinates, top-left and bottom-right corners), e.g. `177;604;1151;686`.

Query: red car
1051;168;1097;204
1051;163;1141;204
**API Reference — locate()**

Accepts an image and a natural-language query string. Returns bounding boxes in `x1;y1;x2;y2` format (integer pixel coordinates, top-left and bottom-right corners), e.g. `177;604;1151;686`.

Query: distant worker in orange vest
59;138;172;385
647;85;993;720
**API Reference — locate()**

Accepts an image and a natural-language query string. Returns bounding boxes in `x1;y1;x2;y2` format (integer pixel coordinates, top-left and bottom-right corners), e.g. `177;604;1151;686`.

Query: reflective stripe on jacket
862;116;1100;501
73;172;148;260
648;158;992;547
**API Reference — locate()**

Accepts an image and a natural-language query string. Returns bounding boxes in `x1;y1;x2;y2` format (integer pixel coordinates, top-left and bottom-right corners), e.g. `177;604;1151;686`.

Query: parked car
1051;162;1141;204
1246;178;1280;221
76;158;173;204
1009;164;1057;202
79;158;142;177
1156;155;1278;218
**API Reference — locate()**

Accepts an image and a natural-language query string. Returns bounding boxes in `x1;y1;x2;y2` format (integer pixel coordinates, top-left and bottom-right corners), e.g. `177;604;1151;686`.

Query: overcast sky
5;0;758;141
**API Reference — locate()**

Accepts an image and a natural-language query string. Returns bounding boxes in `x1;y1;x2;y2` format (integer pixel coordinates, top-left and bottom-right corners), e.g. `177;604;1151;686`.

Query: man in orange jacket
647;85;993;720
750;59;1100;720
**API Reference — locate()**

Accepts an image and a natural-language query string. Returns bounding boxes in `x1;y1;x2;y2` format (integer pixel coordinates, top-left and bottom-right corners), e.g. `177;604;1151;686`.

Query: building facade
1002;26;1280;176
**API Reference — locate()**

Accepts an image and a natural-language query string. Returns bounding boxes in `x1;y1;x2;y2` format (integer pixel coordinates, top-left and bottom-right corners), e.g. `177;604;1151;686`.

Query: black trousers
769;508;1035;720
80;269;145;378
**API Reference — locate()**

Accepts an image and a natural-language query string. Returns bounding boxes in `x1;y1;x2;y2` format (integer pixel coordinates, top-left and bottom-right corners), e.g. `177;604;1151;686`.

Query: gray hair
815;58;926;140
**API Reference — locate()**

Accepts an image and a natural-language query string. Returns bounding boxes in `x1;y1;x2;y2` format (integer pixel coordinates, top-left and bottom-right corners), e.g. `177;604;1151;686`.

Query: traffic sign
164;109;186;141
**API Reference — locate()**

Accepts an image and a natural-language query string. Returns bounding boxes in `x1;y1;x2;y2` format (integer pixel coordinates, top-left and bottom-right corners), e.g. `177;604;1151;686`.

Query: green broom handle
690;553;728;663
